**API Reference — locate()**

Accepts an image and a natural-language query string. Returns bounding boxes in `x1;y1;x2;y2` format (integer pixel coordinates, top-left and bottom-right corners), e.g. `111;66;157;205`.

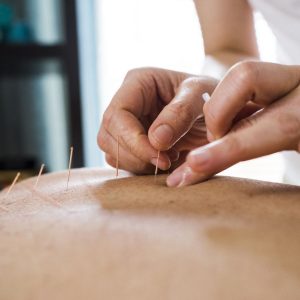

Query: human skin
2;168;300;299
98;68;219;174
98;0;300;186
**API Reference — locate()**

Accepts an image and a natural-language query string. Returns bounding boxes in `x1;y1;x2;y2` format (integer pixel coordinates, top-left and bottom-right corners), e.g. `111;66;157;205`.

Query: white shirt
249;0;300;185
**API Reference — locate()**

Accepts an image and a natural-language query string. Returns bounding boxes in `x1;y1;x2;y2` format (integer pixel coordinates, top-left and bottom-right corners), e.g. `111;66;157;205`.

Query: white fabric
249;0;300;64
249;0;300;185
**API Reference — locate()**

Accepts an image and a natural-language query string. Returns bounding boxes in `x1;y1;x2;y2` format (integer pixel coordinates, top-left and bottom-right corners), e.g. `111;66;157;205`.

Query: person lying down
0;167;300;299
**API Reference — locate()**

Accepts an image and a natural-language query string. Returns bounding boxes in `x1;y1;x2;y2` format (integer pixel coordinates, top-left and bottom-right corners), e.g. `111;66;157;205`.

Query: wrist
201;50;259;79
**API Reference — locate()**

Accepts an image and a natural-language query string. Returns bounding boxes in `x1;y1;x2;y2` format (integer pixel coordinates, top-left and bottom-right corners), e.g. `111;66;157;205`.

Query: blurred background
0;0;283;189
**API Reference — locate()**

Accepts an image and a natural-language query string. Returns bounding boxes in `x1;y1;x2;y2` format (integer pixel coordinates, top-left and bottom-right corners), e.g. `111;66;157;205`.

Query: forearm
194;0;259;79
201;50;259;79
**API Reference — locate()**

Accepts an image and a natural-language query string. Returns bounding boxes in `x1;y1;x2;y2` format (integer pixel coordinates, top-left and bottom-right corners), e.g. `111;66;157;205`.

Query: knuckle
97;129;107;152
225;135;244;160
231;61;258;87
180;76;208;96
170;101;195;121
105;154;115;167
133;161;150;174
124;67;156;81
124;134;137;155
181;76;202;89
278;113;300;140
203;104;218;127
165;103;195;135
232;116;257;133
124;68;140;80
124;133;147;161
102;109;113;131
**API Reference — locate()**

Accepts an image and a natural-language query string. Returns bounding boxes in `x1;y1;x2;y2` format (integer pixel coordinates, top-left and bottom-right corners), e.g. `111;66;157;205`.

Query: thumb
167;87;300;187
148;77;218;150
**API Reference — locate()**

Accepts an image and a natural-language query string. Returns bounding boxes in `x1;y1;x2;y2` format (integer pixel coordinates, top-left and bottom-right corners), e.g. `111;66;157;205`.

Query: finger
172;121;208;152
204;61;300;139
232;102;262;123
169;87;300;186
206;102;262;142
101;68;199;169
102;107;167;169
98;70;161;167
166;162;205;187
148;76;218;150
101;108;171;171
105;153;155;175
167;148;180;162
98;126;170;173
100;130;153;174
168;151;189;173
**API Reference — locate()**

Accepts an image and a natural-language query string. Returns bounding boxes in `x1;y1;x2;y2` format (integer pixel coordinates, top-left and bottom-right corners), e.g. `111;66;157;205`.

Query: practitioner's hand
98;67;218;174
167;61;300;186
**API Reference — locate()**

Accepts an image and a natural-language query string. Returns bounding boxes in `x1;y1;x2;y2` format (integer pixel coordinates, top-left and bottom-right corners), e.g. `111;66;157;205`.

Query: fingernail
168;149;180;162
151;157;160;169
153;124;173;146
150;157;170;171
177;172;188;188
178;166;196;187
202;92;211;102
166;171;183;187
189;147;211;168
167;167;194;187
206;129;215;142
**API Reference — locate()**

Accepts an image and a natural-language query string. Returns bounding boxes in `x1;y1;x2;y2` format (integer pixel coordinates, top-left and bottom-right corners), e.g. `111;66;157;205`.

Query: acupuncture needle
66;146;73;191
154;150;160;180
5;172;21;198
34;164;45;189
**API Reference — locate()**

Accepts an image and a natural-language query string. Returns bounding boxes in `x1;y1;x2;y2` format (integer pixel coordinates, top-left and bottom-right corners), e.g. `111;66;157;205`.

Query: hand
98;67;218;174
167;61;300;187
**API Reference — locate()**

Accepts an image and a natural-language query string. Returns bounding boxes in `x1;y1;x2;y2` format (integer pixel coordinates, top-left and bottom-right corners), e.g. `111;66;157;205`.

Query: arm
166;0;300;187
194;0;259;78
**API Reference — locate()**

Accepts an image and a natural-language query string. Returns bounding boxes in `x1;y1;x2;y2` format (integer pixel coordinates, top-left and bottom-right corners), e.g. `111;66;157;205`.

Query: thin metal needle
67;146;74;191
155;150;160;180
34;164;45;189
5;172;21;198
